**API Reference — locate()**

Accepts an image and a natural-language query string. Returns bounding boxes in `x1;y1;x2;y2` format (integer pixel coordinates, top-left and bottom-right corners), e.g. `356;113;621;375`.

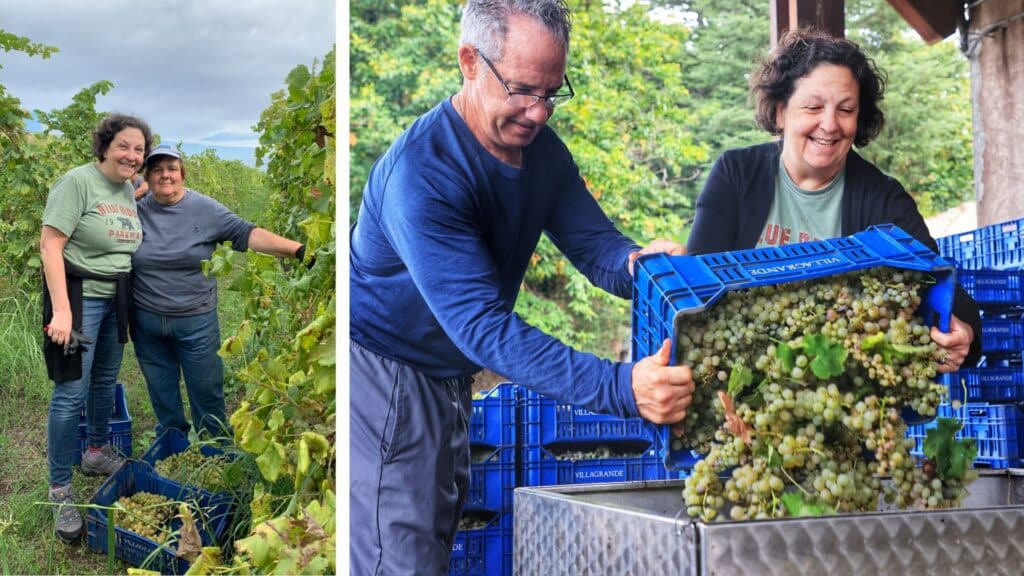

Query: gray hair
460;0;571;61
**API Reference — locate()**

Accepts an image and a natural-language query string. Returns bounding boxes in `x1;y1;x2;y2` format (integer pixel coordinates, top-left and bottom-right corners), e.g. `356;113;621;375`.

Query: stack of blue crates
907;216;1024;468
449;381;680;575
75;382;132;464
449;383;516;576
516;388;674;487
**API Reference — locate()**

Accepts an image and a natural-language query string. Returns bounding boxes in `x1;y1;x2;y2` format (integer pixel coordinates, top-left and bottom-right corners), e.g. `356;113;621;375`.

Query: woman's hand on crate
931;314;975;373
631;338;695;426
628;239;687;276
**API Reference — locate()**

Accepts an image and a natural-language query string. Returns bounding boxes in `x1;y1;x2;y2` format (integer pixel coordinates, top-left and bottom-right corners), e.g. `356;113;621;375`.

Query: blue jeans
349;341;472;576
48;297;123;486
132;306;227;437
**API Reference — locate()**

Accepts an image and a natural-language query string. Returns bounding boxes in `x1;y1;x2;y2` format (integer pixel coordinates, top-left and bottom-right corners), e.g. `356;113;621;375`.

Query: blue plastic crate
518;388;656;447
981;317;1024;355
632;225;956;470
141;428;230;465
518;444;671;487
938;219;1024;271
449;513;511;576
907;404;1024;468
86;461;233;575
957;269;1024;309
464;447;515;515
940;229;993;270
989;218;1024;270
75;382;132;465
943;367;1024;403
470;384;518;448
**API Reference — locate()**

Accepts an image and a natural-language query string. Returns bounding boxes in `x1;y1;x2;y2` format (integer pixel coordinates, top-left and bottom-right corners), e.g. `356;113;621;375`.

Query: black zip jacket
42;260;131;383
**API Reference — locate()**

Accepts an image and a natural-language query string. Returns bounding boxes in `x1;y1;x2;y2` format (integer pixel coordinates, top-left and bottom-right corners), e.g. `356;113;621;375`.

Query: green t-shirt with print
756;159;844;248
42;163;142;297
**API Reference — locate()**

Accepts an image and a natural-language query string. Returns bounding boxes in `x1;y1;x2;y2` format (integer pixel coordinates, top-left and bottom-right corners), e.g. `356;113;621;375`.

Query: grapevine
202;44;337;574
676;267;978;521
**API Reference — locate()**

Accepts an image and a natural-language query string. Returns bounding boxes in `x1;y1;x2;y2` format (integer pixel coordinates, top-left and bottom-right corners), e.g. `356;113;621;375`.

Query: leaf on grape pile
780;492;835;517
755;443;783;468
890;343;934;360
727;365;754;398
777;343;795;372
803;334;847;379
862;332;931;364
923;418;978;480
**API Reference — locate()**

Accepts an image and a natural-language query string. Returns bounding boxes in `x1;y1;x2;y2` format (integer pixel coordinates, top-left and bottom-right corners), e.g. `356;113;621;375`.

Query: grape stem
777;465;811;497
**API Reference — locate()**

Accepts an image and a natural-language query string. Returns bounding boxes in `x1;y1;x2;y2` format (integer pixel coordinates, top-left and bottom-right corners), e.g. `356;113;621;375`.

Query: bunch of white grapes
676;268;973;521
114;491;176;542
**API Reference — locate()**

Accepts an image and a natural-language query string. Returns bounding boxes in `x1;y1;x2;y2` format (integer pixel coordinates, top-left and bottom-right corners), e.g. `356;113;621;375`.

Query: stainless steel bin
514;471;1024;575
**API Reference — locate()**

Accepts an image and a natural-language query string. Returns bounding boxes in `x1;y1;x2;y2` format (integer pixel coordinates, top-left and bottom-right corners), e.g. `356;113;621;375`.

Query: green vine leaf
781;492;835;517
727;365;754;398
924;418;978;480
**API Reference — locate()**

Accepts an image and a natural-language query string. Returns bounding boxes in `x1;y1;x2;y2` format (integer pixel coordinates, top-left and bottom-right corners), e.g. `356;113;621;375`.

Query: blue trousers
48;297;123;486
349;341;472;576
132;306;228;437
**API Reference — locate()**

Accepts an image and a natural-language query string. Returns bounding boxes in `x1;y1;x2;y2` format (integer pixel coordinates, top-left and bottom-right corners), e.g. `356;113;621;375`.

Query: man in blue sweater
349;1;694;573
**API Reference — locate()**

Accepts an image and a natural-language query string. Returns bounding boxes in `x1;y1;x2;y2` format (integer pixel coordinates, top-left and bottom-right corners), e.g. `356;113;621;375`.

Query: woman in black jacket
688;28;980;371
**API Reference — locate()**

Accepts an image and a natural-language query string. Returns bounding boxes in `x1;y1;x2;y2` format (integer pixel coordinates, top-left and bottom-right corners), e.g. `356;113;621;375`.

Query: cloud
1;0;336;165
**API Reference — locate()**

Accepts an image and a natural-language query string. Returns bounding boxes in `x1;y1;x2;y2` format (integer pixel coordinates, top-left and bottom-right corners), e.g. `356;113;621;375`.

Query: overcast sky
1;0;336;165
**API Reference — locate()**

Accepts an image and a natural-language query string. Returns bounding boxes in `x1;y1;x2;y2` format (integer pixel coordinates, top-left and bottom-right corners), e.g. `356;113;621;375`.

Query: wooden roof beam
884;0;960;44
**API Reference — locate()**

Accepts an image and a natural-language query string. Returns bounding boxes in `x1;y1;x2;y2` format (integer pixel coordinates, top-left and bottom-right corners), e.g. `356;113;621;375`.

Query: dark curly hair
750;28;886;148
92;113;153;161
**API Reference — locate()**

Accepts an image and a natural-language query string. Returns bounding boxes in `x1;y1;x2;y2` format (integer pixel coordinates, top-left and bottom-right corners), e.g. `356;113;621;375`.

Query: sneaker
80;444;126;477
49;484;84;543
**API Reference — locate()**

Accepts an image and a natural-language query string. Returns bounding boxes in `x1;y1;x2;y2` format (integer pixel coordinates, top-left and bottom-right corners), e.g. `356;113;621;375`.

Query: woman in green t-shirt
39;113;152;543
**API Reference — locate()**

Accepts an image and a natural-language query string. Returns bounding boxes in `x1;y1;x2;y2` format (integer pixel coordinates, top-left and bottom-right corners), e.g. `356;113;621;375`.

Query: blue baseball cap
145;144;182;165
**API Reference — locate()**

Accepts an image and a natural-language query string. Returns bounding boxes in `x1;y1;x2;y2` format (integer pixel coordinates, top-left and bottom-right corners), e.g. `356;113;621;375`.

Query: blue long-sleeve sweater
350;98;642;418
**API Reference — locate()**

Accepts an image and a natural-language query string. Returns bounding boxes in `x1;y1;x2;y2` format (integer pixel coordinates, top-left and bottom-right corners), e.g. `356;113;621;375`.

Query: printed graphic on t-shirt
97;202;142;243
759;223;815;247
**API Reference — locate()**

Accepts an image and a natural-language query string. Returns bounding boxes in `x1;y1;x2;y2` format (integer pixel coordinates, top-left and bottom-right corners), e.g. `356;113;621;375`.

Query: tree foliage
0;81;110;289
846;0;973;214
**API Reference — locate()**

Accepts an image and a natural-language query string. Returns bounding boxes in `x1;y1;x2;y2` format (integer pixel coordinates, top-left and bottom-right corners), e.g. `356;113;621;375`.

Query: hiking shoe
49;484;84;543
81;444;126;477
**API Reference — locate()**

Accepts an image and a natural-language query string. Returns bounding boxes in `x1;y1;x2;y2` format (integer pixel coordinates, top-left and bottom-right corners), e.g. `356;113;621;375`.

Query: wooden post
771;0;846;48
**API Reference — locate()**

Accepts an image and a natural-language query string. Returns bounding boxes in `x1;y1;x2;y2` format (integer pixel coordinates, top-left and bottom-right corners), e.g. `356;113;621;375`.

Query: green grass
0;277;254;575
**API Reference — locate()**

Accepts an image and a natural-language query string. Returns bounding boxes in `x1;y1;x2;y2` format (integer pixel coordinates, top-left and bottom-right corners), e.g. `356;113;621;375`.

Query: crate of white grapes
631;224;957;470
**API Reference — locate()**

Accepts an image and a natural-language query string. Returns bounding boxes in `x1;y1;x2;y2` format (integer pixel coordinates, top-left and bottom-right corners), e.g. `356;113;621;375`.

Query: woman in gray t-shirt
132;144;309;440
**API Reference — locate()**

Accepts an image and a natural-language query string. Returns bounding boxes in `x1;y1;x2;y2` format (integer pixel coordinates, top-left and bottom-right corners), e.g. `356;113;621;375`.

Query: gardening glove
65;329;94;356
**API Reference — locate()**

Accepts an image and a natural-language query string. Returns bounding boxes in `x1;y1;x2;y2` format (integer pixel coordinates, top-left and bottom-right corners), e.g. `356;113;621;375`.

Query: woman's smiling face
777;63;860;190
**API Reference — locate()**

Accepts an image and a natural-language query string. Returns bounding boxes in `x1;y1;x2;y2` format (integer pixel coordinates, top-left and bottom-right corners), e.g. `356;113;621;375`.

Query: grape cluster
458;513;493;531
551;444;649;461
155;447;228;491
677;268;972;521
114;491;176;543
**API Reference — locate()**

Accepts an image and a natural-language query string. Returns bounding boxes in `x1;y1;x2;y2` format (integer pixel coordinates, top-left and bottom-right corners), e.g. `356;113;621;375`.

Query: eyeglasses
476;49;574;109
